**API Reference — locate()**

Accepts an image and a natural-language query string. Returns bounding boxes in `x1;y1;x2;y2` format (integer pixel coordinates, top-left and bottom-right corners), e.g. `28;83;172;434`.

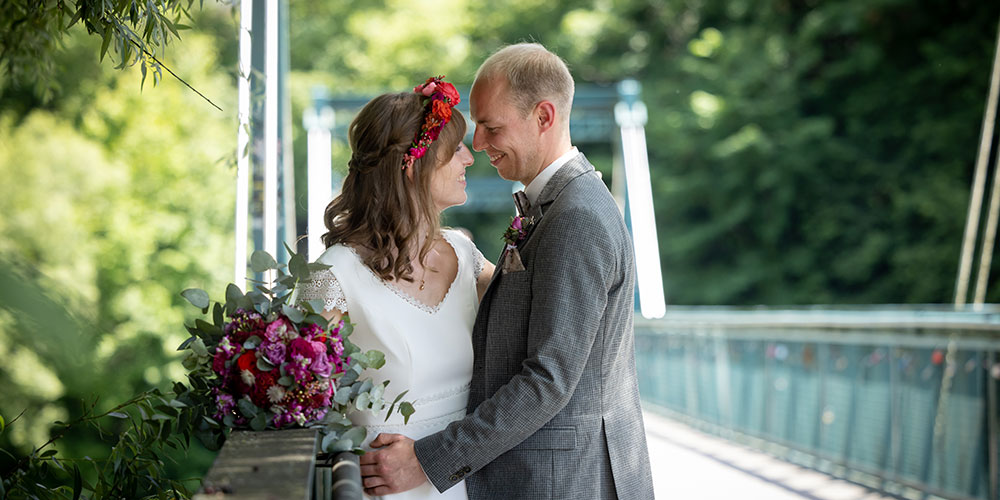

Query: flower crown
402;76;461;170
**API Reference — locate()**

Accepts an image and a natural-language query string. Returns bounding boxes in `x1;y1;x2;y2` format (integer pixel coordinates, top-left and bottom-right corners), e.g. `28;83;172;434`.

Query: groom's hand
359;433;428;496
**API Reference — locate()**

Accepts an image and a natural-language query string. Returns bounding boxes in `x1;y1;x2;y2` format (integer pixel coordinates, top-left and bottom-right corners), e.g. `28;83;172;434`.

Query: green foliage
0;6;235;494
1;391;200;499
0;0;217;100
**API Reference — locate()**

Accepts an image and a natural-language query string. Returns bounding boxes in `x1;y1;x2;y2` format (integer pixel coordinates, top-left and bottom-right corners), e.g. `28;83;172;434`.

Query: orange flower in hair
402;76;461;170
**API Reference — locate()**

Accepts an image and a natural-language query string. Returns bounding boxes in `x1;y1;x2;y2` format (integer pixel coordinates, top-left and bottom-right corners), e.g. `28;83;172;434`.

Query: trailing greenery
0;0;225;101
1;390;199;499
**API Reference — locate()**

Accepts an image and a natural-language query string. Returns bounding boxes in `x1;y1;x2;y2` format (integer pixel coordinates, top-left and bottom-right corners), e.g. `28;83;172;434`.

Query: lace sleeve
472;242;486;281
297;268;348;314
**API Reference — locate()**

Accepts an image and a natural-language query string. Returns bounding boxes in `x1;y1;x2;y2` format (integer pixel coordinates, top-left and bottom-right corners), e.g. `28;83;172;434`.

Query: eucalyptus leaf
355;392;371;411
250;412;267;431
333;387;352;405
307;262;332;272
289;253;309;281
213;302;224;326
352;351;370;368
190;337;208;357
250;250;278;273
246;290;268;305
243;335;262;350
237;398;258;418
341;426;367;447
358;379;374;395
196;317;221;332
321;430;339;452
339;368;359;386
256;358;275;372
180;288;210;309
366;350;386;370
176;336;195;351
303;299;326;314
225;284;245;314
329;438;353;452
282;304;305;323
277;375;293;387
399;402;415;424
340;318;355;337
369;383;385;402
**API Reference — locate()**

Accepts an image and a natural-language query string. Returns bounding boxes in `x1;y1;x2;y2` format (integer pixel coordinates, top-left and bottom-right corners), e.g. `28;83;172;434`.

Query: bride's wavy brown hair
322;92;467;282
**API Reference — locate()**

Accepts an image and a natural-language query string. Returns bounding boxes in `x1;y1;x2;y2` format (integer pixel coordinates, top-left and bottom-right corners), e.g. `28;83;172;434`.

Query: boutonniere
501;216;534;272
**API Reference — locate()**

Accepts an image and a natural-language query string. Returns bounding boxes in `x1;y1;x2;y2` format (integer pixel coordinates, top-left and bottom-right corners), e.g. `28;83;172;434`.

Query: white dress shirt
523;147;579;206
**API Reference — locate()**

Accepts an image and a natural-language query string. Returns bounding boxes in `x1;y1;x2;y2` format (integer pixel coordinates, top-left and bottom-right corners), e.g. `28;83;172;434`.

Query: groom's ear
534;100;557;133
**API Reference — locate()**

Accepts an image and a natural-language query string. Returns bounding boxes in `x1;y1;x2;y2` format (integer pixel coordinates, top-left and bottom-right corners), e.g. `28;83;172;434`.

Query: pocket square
501;246;526;273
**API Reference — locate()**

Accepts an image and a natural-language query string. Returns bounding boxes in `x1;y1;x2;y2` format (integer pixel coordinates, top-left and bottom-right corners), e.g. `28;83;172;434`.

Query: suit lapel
478;153;598;318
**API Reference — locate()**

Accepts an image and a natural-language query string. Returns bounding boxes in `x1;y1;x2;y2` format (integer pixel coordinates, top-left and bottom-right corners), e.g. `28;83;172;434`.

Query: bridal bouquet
175;247;412;453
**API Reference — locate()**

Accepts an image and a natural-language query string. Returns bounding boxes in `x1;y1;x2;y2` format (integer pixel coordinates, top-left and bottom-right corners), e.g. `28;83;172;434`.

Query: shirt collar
524;147;578;205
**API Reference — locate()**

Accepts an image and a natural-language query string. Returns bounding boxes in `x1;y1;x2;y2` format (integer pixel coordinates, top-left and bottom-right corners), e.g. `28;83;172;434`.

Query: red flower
250;370;277;407
236;350;257;371
437;82;460;104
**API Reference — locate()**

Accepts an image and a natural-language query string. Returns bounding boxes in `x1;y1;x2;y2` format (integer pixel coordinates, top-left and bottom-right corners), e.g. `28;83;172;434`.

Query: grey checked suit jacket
414;153;655;499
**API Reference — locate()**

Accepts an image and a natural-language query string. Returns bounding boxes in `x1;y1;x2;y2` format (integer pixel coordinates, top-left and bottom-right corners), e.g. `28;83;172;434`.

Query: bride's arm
476;260;495;300
297;267;349;324
320;308;344;325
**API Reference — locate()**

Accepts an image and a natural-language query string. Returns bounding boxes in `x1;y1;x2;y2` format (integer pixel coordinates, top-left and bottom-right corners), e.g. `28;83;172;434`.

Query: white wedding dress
298;229;483;500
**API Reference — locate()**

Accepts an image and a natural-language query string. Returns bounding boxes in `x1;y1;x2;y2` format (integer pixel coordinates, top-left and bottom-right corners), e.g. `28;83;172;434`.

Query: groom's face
470;78;542;185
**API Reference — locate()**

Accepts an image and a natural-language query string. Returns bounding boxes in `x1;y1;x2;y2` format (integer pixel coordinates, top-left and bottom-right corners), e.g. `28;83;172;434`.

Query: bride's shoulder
443;228;474;251
442;228;485;264
313;243;355;266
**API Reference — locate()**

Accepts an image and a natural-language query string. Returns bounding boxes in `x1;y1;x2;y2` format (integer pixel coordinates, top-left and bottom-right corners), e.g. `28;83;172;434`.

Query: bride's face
430;142;474;212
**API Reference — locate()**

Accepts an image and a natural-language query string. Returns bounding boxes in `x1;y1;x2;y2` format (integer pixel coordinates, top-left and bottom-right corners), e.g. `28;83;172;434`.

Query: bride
298;77;494;499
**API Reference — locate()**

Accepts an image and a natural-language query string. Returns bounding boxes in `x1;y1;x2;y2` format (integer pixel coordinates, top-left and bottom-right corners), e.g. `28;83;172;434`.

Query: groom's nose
471;125;487;152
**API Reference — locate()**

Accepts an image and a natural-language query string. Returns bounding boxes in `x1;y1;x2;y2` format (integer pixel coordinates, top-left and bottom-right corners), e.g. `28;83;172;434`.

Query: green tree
0;13;236;487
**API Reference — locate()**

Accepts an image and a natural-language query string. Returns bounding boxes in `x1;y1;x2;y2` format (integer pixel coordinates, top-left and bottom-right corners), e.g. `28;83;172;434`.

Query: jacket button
462;466;471;473
449;474;459;482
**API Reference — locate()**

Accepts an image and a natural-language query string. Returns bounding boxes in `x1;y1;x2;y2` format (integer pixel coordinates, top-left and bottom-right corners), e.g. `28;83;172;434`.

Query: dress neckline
347;230;461;315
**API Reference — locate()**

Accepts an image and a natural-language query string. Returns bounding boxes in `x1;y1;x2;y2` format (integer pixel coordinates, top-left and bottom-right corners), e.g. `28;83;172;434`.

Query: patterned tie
512;190;531;217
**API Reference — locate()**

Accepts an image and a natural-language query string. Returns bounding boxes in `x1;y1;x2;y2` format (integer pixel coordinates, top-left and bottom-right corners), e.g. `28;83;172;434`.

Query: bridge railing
193;428;362;500
636;305;1000;500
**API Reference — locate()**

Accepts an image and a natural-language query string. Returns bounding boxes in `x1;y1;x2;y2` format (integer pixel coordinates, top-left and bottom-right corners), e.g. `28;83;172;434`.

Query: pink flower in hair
420;81;438;96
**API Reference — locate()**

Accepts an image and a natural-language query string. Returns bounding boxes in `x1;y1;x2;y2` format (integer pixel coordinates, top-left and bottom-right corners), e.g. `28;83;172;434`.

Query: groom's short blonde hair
474;43;574;125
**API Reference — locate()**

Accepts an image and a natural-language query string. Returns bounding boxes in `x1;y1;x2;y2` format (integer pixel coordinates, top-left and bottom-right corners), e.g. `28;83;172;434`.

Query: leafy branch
0;0;223;108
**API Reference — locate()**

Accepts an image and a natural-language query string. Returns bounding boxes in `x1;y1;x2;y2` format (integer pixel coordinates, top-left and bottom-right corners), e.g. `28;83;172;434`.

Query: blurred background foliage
1;0;999;489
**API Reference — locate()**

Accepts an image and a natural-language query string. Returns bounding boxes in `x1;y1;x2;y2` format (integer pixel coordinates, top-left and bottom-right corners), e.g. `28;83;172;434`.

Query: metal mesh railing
635;306;1000;500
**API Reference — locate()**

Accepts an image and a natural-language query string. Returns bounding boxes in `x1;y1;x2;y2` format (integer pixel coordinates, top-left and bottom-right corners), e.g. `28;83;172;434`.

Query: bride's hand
360;433;428;495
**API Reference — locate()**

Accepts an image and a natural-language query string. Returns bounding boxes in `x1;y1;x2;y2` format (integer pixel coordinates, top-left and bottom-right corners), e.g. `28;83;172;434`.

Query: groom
360;43;655;499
